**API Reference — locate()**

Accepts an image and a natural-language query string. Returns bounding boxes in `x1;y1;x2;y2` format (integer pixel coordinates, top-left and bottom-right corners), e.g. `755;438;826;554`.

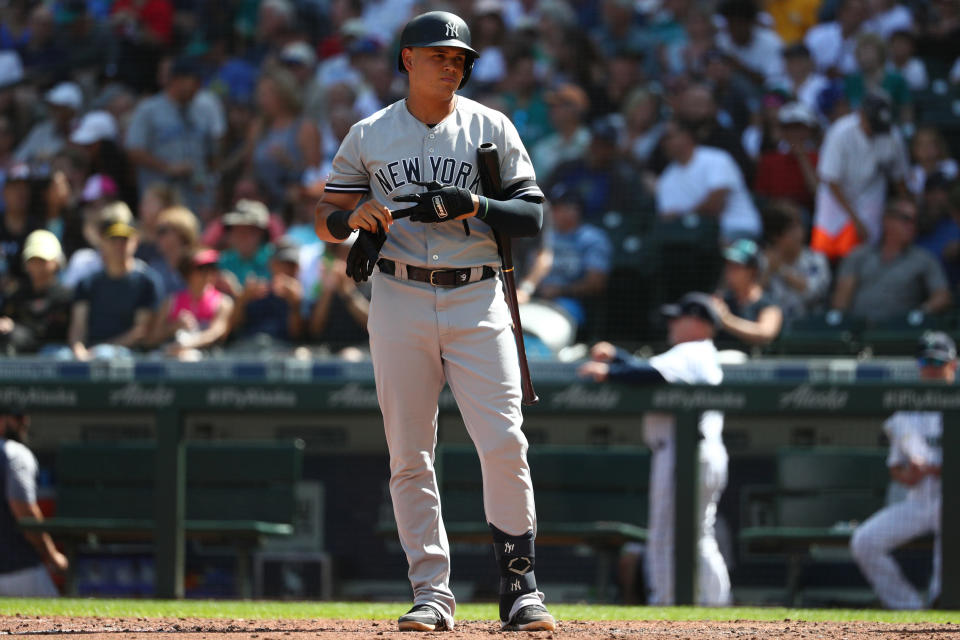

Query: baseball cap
778;102;818;128
590;117;620;143
862;91;893;134
22;229;63;264
5;163;31;182
0;51;24;89
223;199;270;228
45;81;83;110
661;292;721;330
280;41;317;67
723;238;760;267
81;174;119;202
917;331;957;365
192;247;220;267
272;240;300;264
102;220;138;239
70;110;118;145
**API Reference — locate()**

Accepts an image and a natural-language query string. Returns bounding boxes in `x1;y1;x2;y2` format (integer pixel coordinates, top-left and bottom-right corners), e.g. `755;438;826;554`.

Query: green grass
1;599;958;623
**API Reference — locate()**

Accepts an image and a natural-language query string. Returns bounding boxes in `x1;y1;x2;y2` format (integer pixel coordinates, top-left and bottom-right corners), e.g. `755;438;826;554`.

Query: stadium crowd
0;0;959;359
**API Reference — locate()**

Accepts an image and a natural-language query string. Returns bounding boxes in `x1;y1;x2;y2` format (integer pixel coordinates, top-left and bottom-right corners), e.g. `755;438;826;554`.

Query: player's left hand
393;180;475;223
345;221;387;283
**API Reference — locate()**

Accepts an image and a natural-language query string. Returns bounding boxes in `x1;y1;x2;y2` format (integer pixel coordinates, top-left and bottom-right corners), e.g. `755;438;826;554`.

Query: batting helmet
396;11;478;89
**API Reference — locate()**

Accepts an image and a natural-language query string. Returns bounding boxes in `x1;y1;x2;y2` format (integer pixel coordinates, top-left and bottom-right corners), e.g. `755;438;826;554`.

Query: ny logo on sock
510;579;522;591
504;541;514;554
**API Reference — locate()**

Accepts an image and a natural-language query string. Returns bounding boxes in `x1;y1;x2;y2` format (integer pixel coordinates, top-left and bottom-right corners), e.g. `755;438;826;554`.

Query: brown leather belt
377;259;496;288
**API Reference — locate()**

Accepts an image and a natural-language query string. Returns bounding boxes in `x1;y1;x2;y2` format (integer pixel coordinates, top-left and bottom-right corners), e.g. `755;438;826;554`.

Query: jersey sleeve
499;114;544;202
324;123;370;195
4;442;38;503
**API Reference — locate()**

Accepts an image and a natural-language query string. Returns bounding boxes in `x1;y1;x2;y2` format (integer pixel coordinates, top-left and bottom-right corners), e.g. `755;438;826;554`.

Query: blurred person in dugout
850;332;954;609
0;407;67;596
578;292;731;606
714;239;784;349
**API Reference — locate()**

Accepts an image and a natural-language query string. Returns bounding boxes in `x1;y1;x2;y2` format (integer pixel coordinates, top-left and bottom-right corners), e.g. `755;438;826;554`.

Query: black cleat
502;604;556;631
398;603;447;631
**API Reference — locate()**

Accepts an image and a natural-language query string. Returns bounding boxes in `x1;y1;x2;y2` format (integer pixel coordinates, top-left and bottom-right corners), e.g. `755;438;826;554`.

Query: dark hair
719;0;759;20
761;202;802;245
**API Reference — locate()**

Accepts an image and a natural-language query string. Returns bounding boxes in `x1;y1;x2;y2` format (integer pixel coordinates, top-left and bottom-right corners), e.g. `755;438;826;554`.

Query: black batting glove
393;180;474;223
345;222;386;283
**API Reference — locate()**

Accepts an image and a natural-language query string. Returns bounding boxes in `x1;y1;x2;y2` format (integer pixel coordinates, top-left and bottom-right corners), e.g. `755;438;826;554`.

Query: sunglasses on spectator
919;357;949;367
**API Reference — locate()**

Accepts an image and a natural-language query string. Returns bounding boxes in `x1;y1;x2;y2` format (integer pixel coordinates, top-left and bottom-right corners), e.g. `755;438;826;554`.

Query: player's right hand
578;360;610;382
346;221;387;283
349;201;393;233
589;341;617;362
47;550;69;573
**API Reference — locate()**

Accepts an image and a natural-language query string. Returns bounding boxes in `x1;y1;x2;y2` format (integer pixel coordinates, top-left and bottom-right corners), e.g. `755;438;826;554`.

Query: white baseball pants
0;564;58;597
645;437;731;606
368;271;540;627
850;494;941;609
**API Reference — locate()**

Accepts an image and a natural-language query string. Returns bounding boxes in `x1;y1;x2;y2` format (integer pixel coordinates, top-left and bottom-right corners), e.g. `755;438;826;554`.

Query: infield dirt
2;616;959;638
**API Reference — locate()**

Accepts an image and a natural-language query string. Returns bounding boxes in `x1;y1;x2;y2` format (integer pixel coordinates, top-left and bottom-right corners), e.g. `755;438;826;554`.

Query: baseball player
578;292;732;606
850;331;953;609
313;11;553;633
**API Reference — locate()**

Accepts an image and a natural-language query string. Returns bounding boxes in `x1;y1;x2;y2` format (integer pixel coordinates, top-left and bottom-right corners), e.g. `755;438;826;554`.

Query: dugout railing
2;365;959;606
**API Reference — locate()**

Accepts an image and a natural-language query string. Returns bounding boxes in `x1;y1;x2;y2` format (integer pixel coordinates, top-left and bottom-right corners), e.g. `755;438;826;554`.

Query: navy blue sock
490;524;537;621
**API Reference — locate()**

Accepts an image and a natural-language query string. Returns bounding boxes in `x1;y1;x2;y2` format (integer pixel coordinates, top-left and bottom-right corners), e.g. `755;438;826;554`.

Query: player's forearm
475;196;542;237
607;362;667;385
11;500;60;563
827;180;860;223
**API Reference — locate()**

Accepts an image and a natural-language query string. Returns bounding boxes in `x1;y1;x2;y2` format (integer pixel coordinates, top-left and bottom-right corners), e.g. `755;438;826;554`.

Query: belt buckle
429;269;443;286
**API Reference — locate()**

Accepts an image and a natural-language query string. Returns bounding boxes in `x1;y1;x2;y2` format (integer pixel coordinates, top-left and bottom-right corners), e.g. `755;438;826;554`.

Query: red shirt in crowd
754;148;819;211
111;0;174;46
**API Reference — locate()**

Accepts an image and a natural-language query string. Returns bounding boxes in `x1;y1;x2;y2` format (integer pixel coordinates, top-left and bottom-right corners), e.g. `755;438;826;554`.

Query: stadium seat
859;311;952;356
770;311;863;356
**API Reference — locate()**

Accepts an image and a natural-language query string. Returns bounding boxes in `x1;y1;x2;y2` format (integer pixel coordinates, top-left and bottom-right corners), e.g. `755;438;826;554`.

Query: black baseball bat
476;142;538;406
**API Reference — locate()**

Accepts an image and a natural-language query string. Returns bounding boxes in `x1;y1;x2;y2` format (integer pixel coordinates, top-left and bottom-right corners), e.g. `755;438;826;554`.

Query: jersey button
432;254;439;261
428;148;434;153
429;134;435;139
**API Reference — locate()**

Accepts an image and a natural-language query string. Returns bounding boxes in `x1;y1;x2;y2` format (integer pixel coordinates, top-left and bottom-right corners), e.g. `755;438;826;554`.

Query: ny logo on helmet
445;21;459;37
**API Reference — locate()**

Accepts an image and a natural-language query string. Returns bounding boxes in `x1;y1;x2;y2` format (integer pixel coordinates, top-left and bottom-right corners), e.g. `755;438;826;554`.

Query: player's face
919;360;957;383
406;46;467;99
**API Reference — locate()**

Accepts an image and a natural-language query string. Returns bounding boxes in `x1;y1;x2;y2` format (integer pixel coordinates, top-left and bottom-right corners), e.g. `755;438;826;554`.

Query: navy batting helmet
396;11;478;89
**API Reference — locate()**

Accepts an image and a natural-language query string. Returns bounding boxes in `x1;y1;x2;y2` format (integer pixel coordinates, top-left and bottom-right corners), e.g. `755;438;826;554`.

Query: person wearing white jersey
313;10;554;633
850;331;954;609
579;292;731;606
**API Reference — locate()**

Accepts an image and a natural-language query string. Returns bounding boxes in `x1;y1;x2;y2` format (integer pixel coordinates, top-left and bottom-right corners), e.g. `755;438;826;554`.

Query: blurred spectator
590;47;647;120
145;206;199;298
547;118;651;224
125;57;211;215
811;92;909;260
760;202;831;324
307;244;370;353
714;238;784;347
532;84;592;180
151;247;234;360
916;174;960;288
13;82;82;164
888;30;928;92
916;0;960;69
68;220;162;360
704;49;758;139
907;127;958;197
715;0;787;89
591;0;647;61
621;87;666;167
62;201;134;289
0;164;42;288
0;116;15;189
500;43;553;149
656;119;762;242
535;186;613;331
218;199;273;294
69;110;137;208
133;182;180;262
279;41;323;123
832;199;951;322
663;7;717;78
16;5;66;83
843;34;913;125
470;0;509;89
0;230;71;355
249;65;322;212
753;102;820;212
764;0;821;44
804;0;867;76
675;83;753;178
0;407;68;597
108;0;174;93
34;165;74;242
862;0;913;38
228;240;304;349
779;43;831;116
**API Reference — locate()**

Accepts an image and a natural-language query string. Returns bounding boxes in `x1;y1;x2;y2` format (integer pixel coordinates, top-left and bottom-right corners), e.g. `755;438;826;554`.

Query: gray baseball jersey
325;96;543;268
324;95;545;628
